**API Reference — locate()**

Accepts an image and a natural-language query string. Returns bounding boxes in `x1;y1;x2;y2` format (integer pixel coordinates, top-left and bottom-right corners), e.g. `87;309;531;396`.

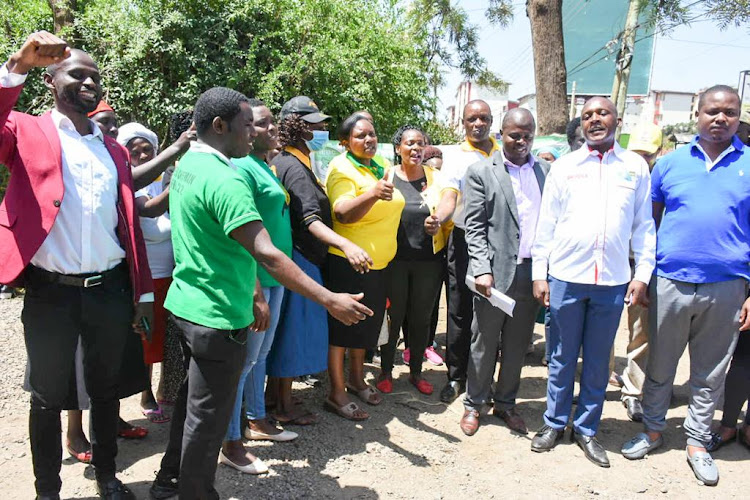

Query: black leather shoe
530;425;564;452
96;478;135;499
150;473;179;499
439;380;465;403
571;431;610;468
623;397;644;422
35;494;60;500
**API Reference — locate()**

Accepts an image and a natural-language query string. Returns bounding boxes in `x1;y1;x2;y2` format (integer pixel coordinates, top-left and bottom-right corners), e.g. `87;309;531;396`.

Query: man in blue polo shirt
622;85;750;486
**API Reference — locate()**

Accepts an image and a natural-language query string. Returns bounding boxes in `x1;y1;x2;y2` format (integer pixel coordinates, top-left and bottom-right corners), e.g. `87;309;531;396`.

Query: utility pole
610;0;640;139
569;81;577;121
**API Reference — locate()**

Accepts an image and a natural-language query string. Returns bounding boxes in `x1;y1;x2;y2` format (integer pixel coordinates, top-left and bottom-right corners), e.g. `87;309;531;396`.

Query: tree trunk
47;0;77;35
527;0;568;135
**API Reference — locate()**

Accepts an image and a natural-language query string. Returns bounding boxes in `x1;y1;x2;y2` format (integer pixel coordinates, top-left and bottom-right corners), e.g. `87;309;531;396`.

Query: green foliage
1;0;433;143
409;0;513;114
662;121;697;137
0;0;54;114
643;0;750;32
423;118;461;145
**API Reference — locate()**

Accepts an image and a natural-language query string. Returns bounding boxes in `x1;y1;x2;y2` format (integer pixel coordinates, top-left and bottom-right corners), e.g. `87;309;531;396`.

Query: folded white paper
465;275;516;317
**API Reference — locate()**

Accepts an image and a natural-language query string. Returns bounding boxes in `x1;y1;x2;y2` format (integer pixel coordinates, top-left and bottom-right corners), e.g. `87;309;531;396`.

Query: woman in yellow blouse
325;113;405;420
376;125;456;395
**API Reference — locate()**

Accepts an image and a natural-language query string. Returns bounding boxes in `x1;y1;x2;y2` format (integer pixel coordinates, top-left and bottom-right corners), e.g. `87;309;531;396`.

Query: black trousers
158;314;248;500
382;258;445;375
721;332;750;427
22;264;133;495
446;227;473;382
403;254;446;349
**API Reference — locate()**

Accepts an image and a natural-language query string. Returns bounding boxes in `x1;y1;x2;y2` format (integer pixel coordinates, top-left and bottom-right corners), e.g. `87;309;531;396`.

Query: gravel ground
0;293;748;499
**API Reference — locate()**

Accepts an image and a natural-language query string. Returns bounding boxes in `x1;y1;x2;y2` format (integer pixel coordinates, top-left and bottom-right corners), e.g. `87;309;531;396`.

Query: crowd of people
1;30;749;500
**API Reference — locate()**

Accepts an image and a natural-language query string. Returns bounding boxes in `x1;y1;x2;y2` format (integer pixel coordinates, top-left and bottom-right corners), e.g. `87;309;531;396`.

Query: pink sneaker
424;346;444;366
402;348;411;364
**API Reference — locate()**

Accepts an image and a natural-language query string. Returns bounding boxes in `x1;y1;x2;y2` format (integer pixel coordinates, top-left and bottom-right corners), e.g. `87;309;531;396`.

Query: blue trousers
225;286;284;441
543;277;626;436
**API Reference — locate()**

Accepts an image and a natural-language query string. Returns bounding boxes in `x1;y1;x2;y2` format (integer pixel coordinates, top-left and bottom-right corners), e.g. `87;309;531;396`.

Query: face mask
305;130;329;152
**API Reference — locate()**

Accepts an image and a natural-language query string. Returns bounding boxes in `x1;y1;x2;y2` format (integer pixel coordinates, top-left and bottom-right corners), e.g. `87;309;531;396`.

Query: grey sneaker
621;432;663;459
686;448;719;486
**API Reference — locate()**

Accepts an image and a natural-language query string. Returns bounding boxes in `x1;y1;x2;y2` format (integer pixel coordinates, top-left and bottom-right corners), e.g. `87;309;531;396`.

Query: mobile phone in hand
140;316;152;342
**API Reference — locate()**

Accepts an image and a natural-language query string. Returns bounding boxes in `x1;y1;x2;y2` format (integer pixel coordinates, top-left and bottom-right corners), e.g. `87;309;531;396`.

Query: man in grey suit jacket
460;108;550;436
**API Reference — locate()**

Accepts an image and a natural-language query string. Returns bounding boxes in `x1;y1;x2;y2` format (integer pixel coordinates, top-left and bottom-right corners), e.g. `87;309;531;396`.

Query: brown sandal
269;407;318;426
324;398;369;421
345;383;382;406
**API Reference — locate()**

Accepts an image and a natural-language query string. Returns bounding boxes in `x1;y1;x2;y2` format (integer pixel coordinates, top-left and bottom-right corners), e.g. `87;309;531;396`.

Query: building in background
447;81;517;138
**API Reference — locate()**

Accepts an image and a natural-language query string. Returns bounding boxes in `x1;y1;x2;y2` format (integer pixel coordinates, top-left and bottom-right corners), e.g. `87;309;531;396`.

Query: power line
569;19;696;78
567;3;709;78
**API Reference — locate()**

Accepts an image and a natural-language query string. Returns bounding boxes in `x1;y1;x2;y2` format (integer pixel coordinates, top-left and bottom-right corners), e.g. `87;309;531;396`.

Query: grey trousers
642;276;746;447
464;261;539;412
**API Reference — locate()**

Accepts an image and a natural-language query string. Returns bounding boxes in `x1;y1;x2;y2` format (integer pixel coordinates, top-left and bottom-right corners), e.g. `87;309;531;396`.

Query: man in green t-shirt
151;87;372;500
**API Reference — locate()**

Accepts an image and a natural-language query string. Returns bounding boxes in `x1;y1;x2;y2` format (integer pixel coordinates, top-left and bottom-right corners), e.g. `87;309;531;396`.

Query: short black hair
392;124;425;164
169;109;193;143
193;87;249;135
337;112;374;142
501;108;535;130
697;84;740;111
566;117;581;147
248;98;265;108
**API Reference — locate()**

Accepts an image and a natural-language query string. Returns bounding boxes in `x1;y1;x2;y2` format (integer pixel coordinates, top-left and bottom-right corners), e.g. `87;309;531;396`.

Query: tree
526;0;568;134
47;0;76;35
648;0;750;30
1;0;434;142
0;0;53;113
408;0;513;117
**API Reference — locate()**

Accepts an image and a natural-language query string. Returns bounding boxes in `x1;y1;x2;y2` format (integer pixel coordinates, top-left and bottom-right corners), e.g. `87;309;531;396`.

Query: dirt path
0;294;747;499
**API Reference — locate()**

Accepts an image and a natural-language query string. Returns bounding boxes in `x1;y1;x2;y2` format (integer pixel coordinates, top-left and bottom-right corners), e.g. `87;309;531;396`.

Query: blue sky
437;1;750;112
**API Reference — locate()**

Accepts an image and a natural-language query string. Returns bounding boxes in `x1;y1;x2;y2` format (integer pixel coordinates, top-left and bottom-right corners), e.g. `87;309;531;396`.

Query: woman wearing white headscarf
118;123;175;424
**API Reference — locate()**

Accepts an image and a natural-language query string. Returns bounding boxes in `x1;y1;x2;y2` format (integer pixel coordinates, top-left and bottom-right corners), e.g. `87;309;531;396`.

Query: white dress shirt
1;64;153;302
531;143;655;286
504;155;542;262
29;109;127;274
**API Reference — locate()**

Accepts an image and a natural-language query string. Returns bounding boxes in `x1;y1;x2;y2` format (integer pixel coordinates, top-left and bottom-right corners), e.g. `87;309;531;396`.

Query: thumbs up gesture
371;168;394;201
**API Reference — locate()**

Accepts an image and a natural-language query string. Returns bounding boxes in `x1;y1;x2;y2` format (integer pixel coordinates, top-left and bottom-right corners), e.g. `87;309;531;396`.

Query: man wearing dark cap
150;89;370;499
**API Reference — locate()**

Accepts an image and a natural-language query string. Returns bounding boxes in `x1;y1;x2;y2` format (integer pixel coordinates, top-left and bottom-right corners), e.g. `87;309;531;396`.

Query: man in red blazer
1;31;153;500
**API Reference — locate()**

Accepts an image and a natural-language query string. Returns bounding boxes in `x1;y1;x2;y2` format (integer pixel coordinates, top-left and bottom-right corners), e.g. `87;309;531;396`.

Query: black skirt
325;254;388;349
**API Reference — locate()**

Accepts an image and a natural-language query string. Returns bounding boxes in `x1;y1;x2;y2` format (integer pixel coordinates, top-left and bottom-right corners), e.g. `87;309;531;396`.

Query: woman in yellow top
375;125;456;395
325;113;405;420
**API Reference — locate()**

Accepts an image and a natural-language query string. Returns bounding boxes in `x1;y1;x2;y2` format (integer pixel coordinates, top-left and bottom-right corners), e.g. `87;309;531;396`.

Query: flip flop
156;399;175;407
118;424;149;439
142;407;171;424
66;444;92;464
346;383;382;406
324;398;369;421
269;409;318;426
